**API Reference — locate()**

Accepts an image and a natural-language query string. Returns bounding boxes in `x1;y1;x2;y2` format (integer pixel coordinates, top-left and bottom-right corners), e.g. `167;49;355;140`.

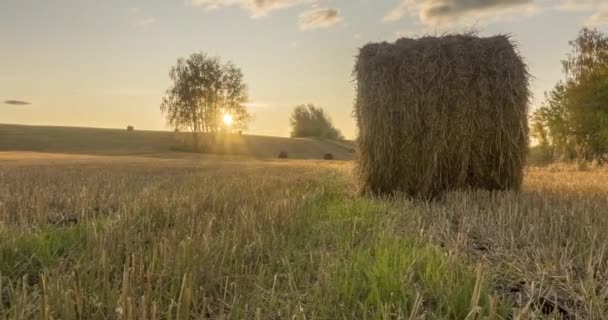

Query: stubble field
0;152;607;319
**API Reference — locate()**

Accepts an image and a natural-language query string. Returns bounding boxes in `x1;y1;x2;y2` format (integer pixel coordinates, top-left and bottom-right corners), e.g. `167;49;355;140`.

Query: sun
223;114;233;126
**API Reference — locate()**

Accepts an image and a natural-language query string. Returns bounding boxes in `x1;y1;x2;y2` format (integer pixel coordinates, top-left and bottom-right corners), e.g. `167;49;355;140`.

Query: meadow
1;147;607;319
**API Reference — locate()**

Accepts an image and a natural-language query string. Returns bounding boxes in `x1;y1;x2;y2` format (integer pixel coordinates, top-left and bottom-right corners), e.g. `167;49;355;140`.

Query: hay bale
278;151;288;159
355;34;530;198
323;153;334;160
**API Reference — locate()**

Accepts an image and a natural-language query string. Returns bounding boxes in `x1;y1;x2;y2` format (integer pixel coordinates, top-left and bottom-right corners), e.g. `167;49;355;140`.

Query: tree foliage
160;53;250;144
290;104;343;140
531;28;608;163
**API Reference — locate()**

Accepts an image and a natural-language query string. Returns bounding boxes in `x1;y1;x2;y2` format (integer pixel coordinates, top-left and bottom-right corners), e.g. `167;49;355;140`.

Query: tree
290;104;343;140
160;53;250;147
531;83;576;160
531;28;608;163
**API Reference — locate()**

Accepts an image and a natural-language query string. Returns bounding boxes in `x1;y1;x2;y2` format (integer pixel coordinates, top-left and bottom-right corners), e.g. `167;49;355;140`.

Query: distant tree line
290;104;343;140
531;28;608;164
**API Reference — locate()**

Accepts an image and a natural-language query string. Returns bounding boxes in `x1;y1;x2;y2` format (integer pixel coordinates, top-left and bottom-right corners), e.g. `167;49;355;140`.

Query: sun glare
223;114;233;126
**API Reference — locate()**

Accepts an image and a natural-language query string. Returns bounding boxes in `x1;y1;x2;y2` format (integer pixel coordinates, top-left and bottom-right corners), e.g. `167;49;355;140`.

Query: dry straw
355;34;531;198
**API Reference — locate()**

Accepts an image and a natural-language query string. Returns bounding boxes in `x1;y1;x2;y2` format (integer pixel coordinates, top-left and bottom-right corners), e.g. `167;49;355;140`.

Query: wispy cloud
558;0;608;27
134;17;156;27
299;8;342;30
125;7;155;28
385;0;608;27
4;100;31;106
188;0;317;18
585;12;608;27
125;7;140;14
385;0;539;26
383;0;411;22
557;0;608;11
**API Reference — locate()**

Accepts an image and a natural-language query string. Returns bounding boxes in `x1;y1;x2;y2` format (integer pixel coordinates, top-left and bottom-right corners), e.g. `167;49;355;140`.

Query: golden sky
1;0;606;138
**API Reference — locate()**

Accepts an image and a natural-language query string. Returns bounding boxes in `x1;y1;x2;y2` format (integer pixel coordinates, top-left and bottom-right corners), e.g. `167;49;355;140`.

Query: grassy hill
0;124;355;160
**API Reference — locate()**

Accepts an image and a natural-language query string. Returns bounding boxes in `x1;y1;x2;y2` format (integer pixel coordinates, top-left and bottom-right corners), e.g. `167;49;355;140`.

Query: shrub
324;153;334;160
127;125;134;132
278;151;288;159
290;104;343;140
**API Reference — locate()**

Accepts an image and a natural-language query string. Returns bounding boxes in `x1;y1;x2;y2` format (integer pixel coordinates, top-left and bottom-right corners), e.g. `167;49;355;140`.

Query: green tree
531;28;608;163
160;53;250;146
290;104;343;140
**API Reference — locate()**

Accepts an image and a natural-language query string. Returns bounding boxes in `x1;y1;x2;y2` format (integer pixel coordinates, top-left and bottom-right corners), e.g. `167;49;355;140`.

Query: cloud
124;7;155;28
383;0;412;22
557;0;608;11
299;8;342;30
585;12;608;27
134;17;156;27
385;0;541;26
4;100;31;105
423;0;532;22
385;0;608;27
189;0;316;18
557;1;608;28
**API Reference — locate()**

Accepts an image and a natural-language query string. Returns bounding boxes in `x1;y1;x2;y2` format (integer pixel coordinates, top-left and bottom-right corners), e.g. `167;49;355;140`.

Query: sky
1;0;607;138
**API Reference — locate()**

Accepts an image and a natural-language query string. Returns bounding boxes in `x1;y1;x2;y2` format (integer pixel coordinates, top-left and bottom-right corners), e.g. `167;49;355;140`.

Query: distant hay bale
127;125;134;132
278;151;288;159
323;153;334;160
355;34;530;198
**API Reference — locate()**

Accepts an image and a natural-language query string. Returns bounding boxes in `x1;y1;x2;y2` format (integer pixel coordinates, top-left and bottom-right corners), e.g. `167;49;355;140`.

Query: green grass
296;195;507;319
0;225;87;281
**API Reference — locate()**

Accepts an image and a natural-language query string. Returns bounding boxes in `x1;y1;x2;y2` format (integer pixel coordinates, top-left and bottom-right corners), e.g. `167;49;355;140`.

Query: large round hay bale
355;34;530;198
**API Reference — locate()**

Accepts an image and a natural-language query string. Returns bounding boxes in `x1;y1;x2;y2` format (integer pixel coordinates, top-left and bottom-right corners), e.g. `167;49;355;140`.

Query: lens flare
223;114;233;125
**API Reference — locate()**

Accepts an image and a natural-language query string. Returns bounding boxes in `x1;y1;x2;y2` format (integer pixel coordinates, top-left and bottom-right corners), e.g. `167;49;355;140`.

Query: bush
278;151;288;159
127;126;134;132
324;153;334;160
290;104;343;140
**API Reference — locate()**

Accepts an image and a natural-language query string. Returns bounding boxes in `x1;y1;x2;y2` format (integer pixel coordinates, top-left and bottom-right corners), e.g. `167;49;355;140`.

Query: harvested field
1;152;606;319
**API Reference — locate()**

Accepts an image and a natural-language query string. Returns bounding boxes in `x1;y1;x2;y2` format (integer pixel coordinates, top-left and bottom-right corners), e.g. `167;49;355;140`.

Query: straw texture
355;34;530;198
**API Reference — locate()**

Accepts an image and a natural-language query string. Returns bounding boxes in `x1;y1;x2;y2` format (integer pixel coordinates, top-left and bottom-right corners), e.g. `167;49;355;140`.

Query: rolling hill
0;124;355;160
